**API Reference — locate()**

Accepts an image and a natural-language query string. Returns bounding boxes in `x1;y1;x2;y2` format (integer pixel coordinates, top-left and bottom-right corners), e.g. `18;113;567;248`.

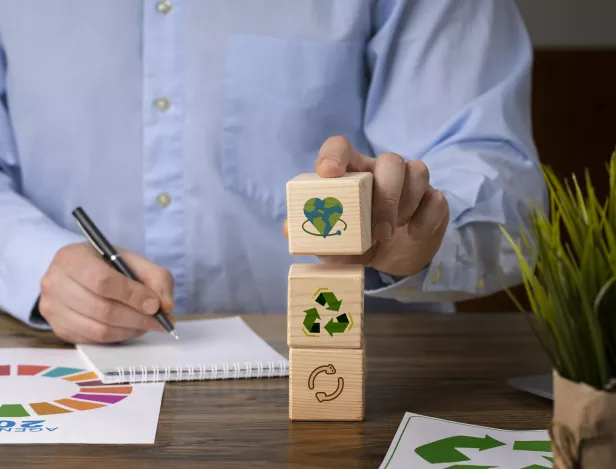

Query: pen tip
170;330;179;341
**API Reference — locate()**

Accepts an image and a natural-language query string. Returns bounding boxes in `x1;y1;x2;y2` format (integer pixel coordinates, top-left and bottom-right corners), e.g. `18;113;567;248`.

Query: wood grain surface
0;311;553;468
286;172;373;255
290;348;364;421
288;264;364;349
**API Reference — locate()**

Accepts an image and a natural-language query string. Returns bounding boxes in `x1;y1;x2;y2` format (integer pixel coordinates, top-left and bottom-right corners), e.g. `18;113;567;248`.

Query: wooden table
0;312;553;468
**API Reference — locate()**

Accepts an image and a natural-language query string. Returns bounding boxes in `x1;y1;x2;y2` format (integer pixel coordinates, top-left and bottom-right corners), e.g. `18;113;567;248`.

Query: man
0;1;545;344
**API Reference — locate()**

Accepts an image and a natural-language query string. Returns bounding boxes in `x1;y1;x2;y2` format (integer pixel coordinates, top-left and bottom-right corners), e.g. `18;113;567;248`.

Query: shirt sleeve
0;44;82;328
363;0;547;303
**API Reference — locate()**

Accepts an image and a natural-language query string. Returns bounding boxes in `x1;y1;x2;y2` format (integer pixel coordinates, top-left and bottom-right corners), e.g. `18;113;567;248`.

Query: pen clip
75;219;106;257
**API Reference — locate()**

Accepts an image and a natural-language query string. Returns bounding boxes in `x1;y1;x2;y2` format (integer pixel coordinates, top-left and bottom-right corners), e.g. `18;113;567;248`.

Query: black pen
71;206;179;340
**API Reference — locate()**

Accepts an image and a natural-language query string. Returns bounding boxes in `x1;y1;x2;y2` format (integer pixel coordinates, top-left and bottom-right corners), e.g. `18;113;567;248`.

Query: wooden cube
289;348;364;421
286;172;373;255
288;264;363;349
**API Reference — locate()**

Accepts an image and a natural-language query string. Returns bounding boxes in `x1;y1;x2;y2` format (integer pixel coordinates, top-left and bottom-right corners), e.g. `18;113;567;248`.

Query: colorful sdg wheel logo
302;197;347;238
0;364;132;418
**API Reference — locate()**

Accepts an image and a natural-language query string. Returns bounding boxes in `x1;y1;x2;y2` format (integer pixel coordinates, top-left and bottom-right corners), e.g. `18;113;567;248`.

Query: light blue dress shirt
0;0;546;327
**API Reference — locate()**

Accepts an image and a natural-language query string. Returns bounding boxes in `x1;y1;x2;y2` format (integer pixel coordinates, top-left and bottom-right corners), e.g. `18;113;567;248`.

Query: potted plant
501;151;616;468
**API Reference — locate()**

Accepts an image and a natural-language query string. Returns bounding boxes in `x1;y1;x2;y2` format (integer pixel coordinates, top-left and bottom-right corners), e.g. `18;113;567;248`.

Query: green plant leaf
594;277;616;379
502;151;616;389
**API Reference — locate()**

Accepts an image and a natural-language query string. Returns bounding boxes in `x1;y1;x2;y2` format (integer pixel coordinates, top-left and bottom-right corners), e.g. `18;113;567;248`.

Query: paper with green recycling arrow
379;413;553;469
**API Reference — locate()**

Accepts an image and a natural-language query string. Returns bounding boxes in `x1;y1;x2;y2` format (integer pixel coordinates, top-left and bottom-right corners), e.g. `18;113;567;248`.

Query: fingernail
143;298;159;315
373;221;393;241
320;157;342;170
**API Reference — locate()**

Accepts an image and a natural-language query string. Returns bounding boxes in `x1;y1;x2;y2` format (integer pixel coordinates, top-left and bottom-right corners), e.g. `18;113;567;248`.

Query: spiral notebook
76;316;289;384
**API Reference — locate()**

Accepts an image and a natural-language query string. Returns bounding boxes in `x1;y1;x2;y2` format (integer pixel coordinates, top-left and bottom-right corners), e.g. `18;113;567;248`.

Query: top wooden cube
286;172;373;255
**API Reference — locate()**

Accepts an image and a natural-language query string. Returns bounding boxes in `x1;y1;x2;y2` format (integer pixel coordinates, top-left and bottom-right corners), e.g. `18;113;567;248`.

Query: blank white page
77;317;287;378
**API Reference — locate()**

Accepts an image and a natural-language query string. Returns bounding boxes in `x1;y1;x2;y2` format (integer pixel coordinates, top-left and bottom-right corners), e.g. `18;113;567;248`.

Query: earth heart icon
302;197;347;238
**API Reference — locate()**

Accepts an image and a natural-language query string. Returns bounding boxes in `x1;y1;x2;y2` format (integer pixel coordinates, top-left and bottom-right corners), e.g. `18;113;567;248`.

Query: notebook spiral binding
105;360;289;384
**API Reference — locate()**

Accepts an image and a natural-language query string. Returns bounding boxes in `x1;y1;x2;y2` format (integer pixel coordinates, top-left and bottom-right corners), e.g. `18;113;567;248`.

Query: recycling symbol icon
302;288;354;337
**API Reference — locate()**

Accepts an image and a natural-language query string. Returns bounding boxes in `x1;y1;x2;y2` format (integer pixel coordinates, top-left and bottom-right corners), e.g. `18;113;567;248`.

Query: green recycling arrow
315;292;342;312
514;440;552;469
324;314;350;336
303;308;320;334
518;455;553;469
513;441;552;452
444;465;496;469
415;435;505;464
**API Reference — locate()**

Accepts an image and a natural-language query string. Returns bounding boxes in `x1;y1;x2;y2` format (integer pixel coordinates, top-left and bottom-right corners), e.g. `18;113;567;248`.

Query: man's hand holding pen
38;242;175;344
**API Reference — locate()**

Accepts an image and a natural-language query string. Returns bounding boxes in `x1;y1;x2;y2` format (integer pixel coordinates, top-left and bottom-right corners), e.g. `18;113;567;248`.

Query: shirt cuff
0;220;82;329
363;222;468;303
364;266;429;300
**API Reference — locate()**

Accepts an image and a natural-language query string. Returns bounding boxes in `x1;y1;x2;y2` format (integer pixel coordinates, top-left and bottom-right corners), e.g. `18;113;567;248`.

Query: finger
315;136;375;178
53;325;92;345
283;219;289;240
68;253;162;317
119;250;175;314
398;160;430;226
372;152;406;242
40;297;144;344
317;243;378;267
51;275;164;332
407;187;450;239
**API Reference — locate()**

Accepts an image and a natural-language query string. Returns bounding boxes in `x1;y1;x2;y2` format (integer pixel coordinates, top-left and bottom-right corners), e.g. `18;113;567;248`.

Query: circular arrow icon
308;364;345;402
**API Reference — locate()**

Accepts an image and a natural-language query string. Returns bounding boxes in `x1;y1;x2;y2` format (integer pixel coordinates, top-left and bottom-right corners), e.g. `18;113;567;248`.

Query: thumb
283;219;289;240
315;136;375;177
118;249;175;314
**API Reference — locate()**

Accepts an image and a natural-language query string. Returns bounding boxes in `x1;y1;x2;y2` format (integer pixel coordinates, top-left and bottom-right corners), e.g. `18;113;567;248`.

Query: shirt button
155;97;170;111
156;1;172;14
431;266;442;284
157;193;172;208
476;276;485;290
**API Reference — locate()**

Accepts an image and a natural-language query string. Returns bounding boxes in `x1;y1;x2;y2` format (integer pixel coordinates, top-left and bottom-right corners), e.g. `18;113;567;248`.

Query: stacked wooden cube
286;172;373;421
